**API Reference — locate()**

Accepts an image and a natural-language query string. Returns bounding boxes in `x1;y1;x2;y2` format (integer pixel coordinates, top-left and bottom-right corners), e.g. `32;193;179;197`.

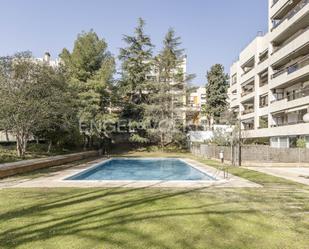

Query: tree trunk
5;130;9;142
47;140;52;153
16;133;27;158
160;133;164;152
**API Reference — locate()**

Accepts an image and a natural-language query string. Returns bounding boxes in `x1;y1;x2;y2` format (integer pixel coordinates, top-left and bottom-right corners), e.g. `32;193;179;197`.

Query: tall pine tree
143;28;191;149
118;18;154;143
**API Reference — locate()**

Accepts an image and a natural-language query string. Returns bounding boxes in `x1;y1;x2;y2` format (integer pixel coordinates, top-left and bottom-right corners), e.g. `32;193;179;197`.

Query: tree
118;18;154;143
205;64;228;125
0;53;76;157
143;28;193;149
32;65;78;152
60;30;116;148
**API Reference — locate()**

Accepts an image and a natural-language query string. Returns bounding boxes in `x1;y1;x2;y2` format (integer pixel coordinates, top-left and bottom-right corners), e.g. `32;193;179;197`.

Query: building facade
187;87;207;126
228;0;309;148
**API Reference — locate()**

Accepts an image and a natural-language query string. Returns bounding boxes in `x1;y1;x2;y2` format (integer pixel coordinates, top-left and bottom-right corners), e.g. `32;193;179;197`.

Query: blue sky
0;0;268;85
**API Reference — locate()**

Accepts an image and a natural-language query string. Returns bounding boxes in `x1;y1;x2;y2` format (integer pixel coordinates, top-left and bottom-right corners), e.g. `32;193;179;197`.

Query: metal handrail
287;88;309;101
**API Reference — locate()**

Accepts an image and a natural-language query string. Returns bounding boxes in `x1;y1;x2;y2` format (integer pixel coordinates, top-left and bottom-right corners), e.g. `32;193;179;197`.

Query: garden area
0;151;308;249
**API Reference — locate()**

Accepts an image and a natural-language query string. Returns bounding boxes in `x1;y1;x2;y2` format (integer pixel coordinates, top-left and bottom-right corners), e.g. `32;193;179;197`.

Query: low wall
191;144;309;165
0;150;99;178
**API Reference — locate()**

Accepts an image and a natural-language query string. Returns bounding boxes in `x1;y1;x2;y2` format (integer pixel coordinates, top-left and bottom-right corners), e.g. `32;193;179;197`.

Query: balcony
271;0;309;43
272;0;309;30
241;108;255;115
242;118;255;131
287;87;309;101
270;87;309;113
271;54;309;79
271;108;307;127
273;27;309;54
244;122;309;138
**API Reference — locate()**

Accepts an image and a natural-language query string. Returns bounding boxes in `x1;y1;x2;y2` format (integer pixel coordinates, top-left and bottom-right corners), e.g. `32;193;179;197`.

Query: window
231;74;237;85
259;95;268;108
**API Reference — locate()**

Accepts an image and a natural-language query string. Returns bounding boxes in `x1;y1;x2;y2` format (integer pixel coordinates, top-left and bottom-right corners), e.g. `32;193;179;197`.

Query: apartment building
228;0;309;148
35;52;61;68
187;87;207;126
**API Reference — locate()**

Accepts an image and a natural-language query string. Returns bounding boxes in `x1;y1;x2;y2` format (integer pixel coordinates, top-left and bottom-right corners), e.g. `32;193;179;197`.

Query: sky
0;0;268;85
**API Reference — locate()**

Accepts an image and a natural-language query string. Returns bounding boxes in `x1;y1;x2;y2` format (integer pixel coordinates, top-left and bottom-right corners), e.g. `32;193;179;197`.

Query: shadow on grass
1;180;308;249
0;184;265;248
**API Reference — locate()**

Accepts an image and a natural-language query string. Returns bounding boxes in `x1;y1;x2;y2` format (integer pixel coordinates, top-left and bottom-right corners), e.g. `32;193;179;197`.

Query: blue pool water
67;158;215;181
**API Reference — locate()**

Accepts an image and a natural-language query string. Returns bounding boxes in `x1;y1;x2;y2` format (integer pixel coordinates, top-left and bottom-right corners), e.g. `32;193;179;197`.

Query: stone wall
0;150;99;178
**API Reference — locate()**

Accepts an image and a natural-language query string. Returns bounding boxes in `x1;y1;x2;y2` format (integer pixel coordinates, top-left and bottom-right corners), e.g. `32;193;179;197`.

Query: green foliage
118;18;154;143
205;64;228;123
60;30;116;147
0;53;77;156
60;30;110;82
296;138;307;148
209;128;230;146
143;28;189;149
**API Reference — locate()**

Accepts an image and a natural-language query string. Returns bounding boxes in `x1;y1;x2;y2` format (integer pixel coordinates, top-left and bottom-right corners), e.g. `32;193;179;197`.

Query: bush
296;138;307;148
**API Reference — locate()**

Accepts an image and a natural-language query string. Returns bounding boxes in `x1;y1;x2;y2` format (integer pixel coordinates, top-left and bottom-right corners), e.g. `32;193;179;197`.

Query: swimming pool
66;158;216;181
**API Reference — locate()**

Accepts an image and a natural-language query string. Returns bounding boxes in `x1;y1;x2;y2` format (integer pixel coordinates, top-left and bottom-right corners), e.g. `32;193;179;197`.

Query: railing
241;90;254;97
271;55;309;79
259;103;268;108
271;120;305;127
272;0;309;30
241;109;254;115
241;67;254;76
287;88;309;101
272;27;309;54
259;80;268;87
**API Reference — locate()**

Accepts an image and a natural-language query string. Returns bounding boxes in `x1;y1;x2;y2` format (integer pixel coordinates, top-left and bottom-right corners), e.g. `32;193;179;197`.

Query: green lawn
0;151;308;249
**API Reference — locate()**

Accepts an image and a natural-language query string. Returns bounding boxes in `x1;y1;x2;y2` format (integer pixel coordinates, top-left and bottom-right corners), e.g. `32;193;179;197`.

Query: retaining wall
0;150;99;178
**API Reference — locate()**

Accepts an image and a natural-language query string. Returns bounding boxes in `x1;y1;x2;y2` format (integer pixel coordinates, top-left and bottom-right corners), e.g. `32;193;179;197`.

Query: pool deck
0;157;261;189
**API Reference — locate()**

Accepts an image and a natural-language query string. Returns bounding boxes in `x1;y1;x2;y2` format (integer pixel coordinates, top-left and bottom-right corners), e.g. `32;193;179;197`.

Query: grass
0;150;308;249
0;143;83;164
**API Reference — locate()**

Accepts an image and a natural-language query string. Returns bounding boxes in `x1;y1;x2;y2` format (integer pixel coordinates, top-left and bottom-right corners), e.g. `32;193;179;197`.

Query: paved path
246;167;309;185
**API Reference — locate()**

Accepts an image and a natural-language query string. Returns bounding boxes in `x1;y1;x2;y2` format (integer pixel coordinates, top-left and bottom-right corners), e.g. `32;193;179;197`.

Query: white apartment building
228;0;309;148
36;52;61;68
187;87;207;126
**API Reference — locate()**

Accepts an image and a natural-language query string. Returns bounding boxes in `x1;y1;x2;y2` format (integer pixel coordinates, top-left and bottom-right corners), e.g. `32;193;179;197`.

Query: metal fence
191;144;309;164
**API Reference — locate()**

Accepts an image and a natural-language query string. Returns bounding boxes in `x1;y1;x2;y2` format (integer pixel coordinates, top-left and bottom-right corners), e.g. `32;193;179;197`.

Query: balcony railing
271;120;305;127
271;55;309;79
287;88;309;101
241;90;254;97
272;27;309;54
272;0;309;30
241;109;254;115
241;67;254;76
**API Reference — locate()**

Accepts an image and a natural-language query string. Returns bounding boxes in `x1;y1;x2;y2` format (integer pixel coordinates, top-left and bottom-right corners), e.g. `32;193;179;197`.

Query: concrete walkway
246;167;309;185
0;158;261;189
